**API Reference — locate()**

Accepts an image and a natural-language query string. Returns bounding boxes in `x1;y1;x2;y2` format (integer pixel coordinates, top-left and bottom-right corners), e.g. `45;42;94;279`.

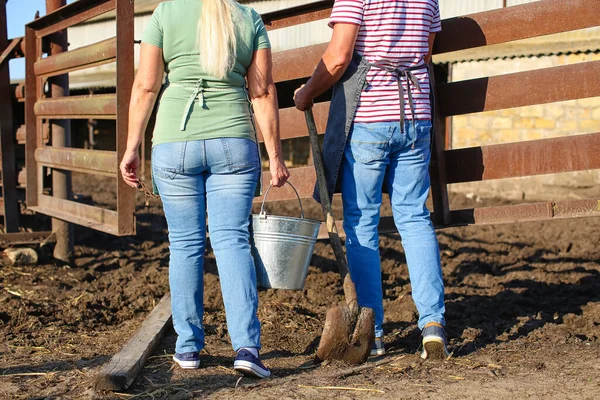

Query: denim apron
151;78;263;197
315;52;429;203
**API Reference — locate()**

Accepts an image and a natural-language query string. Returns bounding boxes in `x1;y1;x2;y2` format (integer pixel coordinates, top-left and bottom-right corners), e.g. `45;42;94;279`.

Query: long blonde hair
198;0;239;79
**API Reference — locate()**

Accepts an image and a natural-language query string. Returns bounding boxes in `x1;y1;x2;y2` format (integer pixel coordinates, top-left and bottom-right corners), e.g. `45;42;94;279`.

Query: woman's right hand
269;156;290;187
119;148;141;189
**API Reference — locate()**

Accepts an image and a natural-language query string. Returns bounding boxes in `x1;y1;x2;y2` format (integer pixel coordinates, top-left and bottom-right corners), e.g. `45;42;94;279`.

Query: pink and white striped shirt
329;0;441;122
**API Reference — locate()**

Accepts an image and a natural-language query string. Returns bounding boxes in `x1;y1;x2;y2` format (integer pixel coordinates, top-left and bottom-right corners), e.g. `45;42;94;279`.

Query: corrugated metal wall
245;0;332;52
506;0;541;6
66;0;549;58
244;0;543;16
66;0;595;88
244;0;314;13
438;0;541;18
68;15;153;89
439;0;503;18
252;0;546;54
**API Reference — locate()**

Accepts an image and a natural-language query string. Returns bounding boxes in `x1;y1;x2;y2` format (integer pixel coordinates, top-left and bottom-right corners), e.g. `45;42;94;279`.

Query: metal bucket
251;182;321;290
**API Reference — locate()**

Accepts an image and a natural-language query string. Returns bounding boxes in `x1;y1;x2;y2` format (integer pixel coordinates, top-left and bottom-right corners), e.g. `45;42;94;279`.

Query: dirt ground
1;173;599;400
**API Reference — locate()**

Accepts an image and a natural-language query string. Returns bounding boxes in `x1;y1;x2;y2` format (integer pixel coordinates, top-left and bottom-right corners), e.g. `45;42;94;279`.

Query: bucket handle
260;181;305;219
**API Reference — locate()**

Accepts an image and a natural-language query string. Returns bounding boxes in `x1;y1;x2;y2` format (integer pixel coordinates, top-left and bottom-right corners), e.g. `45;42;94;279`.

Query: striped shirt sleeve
431;1;442;33
329;0;364;28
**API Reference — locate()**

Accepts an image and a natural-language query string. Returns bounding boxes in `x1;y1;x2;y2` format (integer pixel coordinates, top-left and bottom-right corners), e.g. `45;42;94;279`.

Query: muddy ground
1;173;599;400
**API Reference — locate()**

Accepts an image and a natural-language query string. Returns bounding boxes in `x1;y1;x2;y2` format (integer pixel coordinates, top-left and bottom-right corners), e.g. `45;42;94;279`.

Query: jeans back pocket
346;123;394;164
221;137;260;175
151;142;186;180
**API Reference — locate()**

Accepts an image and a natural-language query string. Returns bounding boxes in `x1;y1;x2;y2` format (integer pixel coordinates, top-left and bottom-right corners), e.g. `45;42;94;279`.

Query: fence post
429;63;451;226
115;0;136;235
0;0;19;232
46;0;73;262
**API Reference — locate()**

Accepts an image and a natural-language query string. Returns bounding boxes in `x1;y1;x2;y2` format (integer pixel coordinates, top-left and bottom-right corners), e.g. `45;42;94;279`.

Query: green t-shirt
142;0;271;146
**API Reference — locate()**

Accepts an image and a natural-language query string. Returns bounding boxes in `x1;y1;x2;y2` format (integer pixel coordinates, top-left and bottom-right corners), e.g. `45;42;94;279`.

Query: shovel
304;108;375;365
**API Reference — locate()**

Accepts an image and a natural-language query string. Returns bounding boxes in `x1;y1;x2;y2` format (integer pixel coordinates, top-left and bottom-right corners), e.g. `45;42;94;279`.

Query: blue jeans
152;138;261;354
340;120;446;338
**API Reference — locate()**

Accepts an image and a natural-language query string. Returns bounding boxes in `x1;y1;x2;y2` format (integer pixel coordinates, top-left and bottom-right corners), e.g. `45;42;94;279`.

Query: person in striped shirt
295;0;449;359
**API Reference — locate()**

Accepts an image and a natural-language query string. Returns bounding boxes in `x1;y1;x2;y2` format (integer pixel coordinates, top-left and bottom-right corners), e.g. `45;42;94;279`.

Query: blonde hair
198;0;239;80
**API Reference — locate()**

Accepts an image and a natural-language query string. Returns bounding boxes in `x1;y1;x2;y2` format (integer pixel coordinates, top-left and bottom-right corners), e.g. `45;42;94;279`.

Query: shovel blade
315;304;375;364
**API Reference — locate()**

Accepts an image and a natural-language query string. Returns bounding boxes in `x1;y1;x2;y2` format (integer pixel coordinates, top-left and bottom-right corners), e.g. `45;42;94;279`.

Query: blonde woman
119;0;289;378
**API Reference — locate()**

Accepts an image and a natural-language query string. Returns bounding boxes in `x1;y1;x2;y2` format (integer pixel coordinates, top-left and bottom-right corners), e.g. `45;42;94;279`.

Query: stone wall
448;52;600;202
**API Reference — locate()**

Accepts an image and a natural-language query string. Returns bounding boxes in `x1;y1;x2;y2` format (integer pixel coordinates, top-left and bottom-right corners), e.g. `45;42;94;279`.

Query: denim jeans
340;120;446;337
152;138;261;354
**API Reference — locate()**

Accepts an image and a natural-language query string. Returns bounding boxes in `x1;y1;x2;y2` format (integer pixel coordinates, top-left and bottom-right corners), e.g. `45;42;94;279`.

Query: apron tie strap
180;78;205;131
369;63;425;134
398;69;422;134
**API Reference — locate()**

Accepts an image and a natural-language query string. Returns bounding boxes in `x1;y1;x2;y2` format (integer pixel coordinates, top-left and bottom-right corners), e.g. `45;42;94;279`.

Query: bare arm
294;23;360;110
247;48;290;187
120;43;164;188
126;43;164;151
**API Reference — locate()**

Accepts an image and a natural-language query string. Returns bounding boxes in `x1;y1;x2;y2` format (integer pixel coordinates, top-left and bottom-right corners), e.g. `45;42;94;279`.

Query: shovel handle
305;108;351;282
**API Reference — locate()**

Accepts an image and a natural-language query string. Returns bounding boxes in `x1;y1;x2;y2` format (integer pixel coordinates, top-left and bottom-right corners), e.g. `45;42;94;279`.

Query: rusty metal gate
0;0;23;233
256;0;600;237
13;0;600;240
24;0;135;236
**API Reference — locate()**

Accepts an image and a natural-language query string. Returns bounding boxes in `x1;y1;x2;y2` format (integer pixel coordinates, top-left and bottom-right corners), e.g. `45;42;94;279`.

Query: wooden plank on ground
95;293;172;392
0;232;53;247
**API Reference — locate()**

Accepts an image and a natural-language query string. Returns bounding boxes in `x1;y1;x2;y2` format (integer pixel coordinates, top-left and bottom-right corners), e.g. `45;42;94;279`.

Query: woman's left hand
119;149;141;188
294;85;313;111
269;157;290;188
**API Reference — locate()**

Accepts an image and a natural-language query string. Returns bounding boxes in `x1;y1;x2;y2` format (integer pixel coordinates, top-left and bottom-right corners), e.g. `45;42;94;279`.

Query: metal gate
0;0;23;233
24;0;135;236
16;0;600;239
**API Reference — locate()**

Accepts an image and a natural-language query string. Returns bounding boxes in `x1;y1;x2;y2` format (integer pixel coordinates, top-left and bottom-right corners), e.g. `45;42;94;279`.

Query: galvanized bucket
251;182;321;290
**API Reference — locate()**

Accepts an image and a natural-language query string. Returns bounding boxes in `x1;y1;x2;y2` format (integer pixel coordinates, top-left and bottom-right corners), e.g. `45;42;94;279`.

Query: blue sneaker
173;352;200;369
233;349;271;378
370;337;385;356
421;325;450;360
